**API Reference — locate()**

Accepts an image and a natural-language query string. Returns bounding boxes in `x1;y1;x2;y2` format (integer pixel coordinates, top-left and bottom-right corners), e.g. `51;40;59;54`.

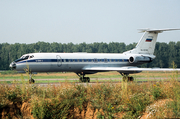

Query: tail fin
123;28;180;55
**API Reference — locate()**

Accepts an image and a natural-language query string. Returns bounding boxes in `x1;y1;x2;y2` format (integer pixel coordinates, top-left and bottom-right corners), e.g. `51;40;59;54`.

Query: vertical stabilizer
123;28;180;55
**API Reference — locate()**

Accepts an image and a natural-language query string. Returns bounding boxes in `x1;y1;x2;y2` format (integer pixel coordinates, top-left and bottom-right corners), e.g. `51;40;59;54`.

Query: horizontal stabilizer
138;28;180;33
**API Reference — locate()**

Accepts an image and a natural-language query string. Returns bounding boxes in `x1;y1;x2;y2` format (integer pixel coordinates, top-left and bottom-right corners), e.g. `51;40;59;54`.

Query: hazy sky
0;0;180;45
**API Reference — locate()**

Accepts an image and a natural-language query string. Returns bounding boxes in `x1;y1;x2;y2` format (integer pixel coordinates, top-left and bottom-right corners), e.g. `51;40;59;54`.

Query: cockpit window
24;55;29;60
14;55;34;62
30;55;34;58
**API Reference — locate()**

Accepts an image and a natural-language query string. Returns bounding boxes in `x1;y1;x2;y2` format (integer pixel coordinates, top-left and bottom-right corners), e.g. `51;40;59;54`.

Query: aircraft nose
9;62;16;70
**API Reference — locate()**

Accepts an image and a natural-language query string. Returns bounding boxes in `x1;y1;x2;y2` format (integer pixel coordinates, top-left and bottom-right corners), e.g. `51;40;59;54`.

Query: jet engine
129;56;151;63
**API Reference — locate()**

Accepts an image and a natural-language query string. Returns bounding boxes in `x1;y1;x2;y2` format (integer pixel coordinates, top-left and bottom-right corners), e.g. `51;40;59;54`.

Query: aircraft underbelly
49;62;129;72
16;58;131;73
49;63;85;72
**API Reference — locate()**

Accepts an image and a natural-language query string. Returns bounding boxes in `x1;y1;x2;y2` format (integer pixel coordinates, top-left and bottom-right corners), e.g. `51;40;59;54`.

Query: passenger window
94;58;98;62
104;58;107;62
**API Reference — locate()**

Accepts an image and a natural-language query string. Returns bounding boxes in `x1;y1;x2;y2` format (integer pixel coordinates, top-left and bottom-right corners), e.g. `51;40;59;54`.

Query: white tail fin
123;28;180;55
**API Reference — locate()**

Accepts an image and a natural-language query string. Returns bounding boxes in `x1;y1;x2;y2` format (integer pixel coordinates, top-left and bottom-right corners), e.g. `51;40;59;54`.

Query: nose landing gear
29;73;35;84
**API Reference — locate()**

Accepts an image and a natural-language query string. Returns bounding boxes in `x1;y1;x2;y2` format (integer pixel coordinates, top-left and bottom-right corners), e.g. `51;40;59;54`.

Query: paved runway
1;77;180;81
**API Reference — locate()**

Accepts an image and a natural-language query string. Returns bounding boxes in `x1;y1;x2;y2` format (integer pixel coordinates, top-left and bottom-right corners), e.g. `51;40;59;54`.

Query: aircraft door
56;55;62;67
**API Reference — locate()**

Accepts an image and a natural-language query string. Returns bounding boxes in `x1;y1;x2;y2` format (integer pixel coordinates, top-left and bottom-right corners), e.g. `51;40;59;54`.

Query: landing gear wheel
129;76;134;81
77;72;90;83
86;77;90;82
122;76;134;82
29;78;35;84
79;77;90;82
79;77;83;82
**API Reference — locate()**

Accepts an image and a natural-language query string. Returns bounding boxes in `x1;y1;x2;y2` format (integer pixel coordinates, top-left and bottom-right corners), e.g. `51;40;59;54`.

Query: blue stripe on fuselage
16;59;57;64
16;59;129;64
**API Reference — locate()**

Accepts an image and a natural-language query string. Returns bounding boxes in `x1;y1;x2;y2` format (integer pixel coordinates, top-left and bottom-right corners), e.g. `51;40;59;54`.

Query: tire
29;78;35;84
87;77;90;82
79;77;83;82
129;77;134;81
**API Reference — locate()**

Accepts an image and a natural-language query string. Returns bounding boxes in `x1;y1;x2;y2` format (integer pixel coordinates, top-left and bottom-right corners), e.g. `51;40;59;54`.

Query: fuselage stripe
16;59;129;64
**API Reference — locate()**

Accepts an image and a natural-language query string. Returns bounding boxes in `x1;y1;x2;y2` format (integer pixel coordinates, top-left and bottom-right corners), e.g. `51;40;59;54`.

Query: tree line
0;41;180;70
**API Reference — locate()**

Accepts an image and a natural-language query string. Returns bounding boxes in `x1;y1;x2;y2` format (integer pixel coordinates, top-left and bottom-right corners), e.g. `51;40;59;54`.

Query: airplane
9;28;180;83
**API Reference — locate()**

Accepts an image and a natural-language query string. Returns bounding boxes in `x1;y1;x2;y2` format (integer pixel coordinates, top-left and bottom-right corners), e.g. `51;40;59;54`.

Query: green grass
0;70;18;75
0;71;180;84
0;75;76;80
1;75;180;84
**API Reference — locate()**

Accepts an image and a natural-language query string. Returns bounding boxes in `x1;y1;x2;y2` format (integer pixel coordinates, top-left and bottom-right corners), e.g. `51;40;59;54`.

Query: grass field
0;70;180;79
0;70;180;118
0;70;180;84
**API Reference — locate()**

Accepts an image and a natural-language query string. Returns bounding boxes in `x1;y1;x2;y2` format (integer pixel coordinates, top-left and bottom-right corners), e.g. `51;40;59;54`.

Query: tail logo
146;36;153;42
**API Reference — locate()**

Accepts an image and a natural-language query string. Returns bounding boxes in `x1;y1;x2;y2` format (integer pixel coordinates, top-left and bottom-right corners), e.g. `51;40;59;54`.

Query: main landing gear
29;73;35;84
120;73;134;82
77;72;90;82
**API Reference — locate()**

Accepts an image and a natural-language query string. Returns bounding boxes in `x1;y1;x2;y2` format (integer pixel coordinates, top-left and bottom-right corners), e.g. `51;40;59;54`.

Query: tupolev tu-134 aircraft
10;28;180;83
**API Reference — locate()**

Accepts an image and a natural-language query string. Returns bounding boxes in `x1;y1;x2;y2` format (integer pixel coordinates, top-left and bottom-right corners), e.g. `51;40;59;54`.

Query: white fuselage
14;52;145;74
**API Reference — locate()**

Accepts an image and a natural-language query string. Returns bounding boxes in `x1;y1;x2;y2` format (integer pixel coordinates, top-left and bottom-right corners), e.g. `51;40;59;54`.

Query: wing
82;66;180;74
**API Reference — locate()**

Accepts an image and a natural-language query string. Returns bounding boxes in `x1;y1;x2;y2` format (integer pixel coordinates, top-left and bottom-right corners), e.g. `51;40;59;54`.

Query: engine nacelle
129;56;151;63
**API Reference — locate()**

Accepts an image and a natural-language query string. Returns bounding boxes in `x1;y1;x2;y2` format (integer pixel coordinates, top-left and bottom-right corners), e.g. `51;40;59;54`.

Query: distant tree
0;41;180;70
98;42;108;53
